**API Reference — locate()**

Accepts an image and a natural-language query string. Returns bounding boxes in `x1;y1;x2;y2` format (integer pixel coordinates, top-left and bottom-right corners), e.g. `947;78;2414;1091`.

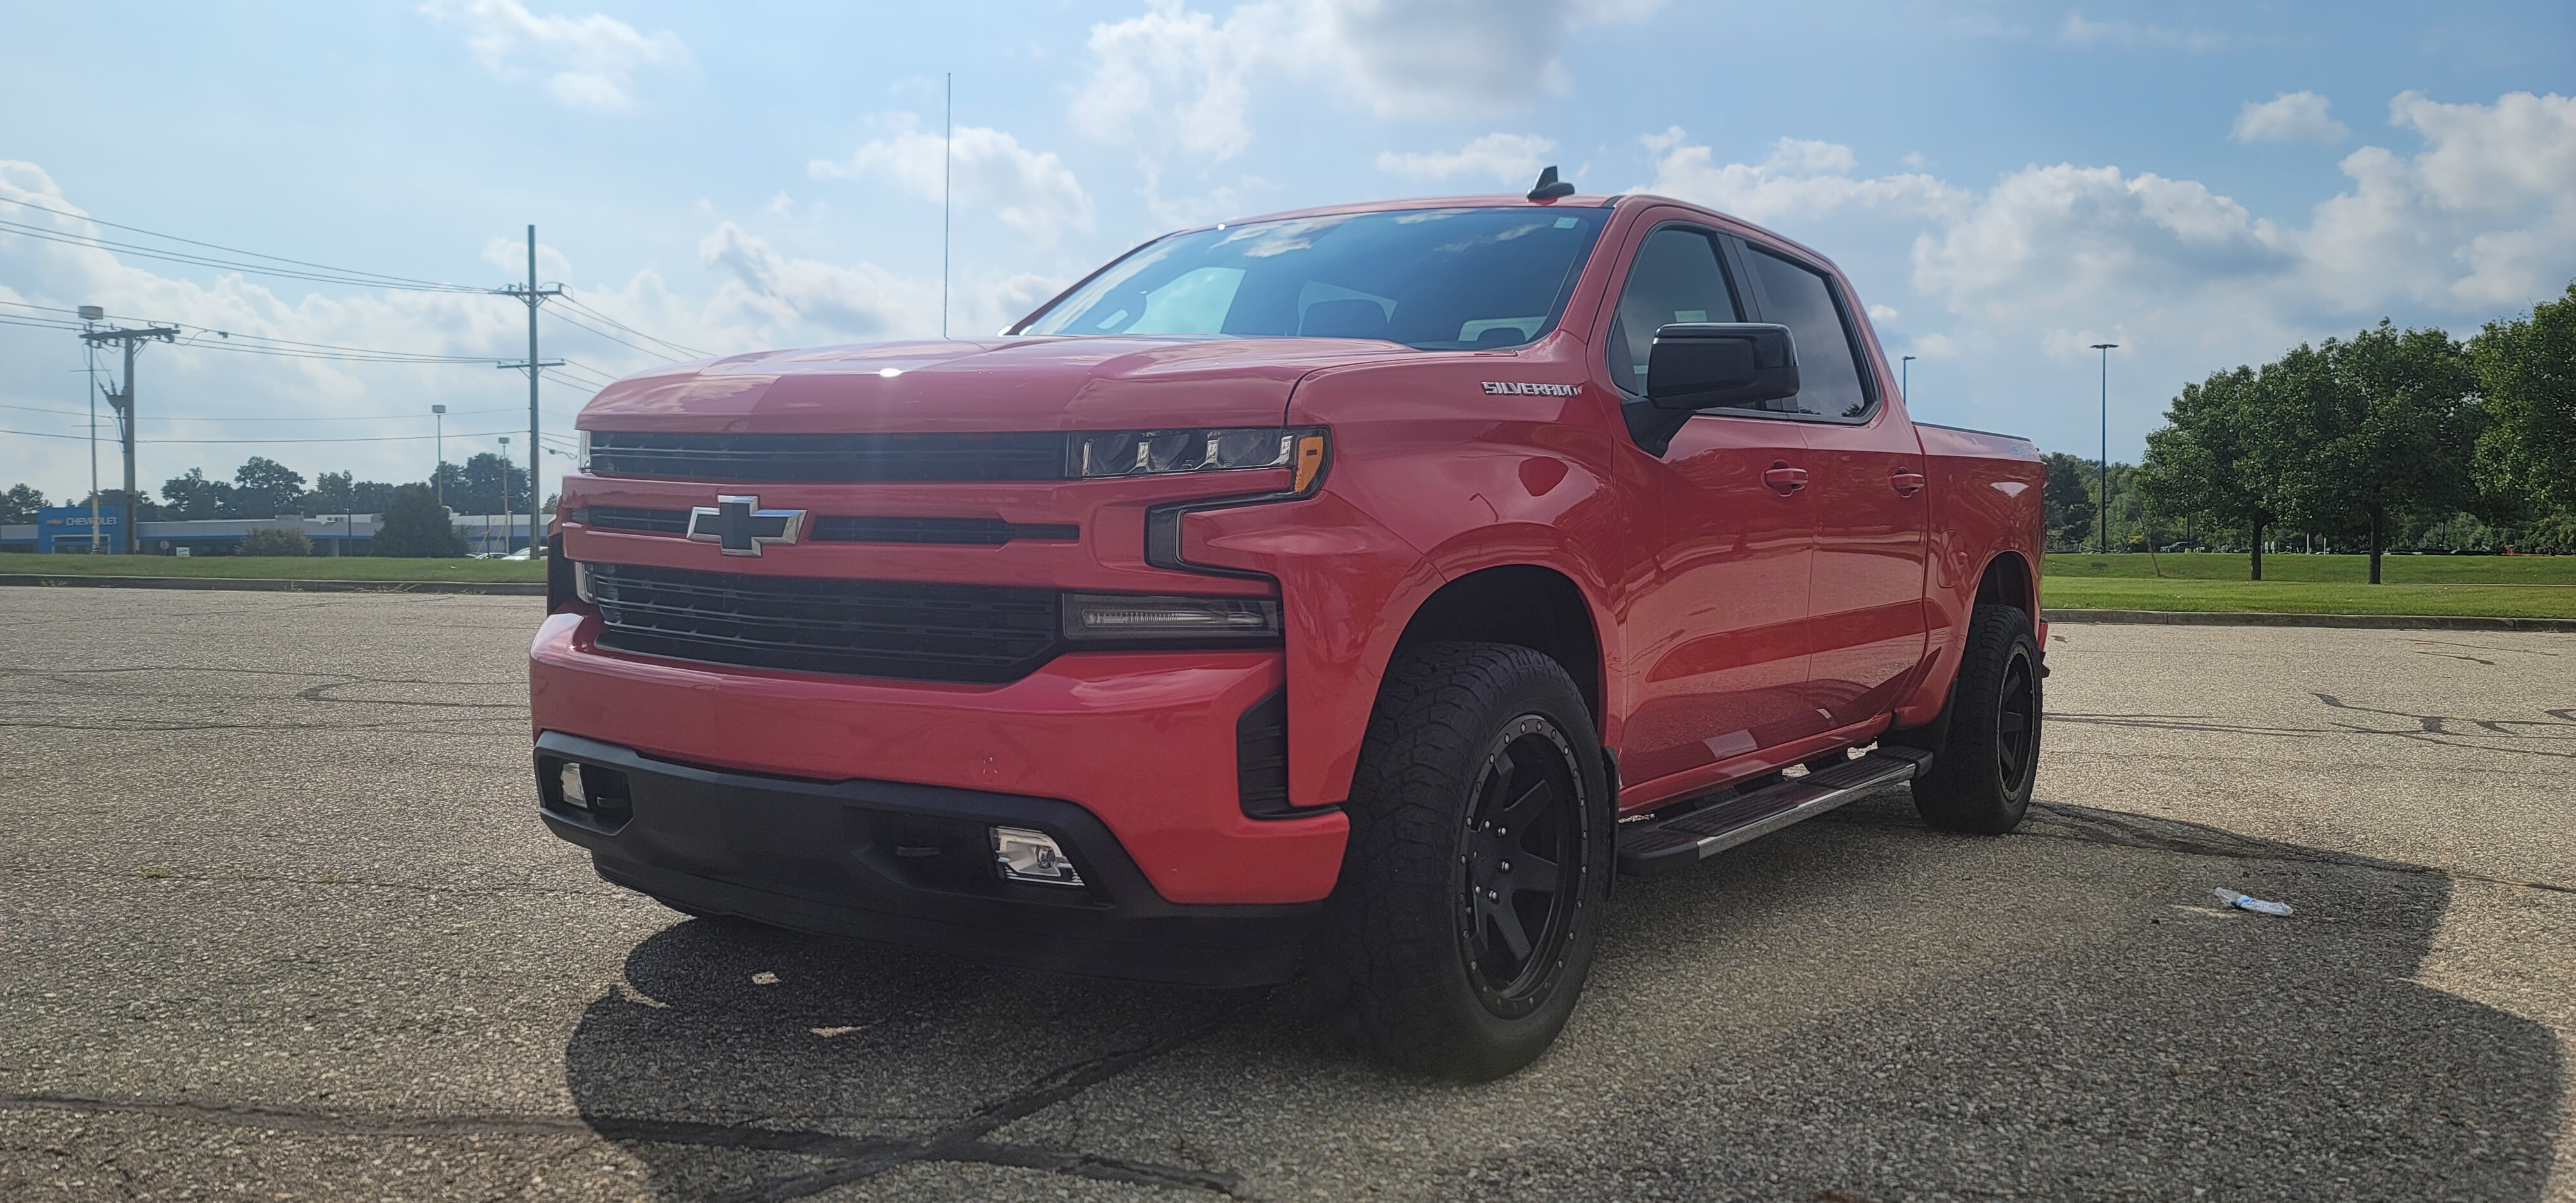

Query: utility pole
495;225;562;552
82;319;180;554
1900;354;1915;397
80;306;102;554
2090;342;2118;556
431;404;446;506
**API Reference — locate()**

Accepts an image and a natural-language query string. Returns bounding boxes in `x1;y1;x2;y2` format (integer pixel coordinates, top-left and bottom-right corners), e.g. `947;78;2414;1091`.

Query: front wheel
1909;603;2043;833
1318;642;1613;1080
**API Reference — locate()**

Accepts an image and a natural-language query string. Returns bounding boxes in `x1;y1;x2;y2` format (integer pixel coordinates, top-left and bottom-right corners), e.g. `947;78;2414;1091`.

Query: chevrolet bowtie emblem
686;495;807;556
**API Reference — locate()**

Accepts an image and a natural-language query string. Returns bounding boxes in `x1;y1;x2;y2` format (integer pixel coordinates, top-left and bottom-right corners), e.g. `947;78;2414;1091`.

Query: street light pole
2090;343;2119;556
1900;354;1916;397
431;404;446;507
498;435;512;557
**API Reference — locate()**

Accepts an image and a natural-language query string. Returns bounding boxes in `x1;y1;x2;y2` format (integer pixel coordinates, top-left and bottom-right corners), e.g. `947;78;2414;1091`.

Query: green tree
372;484;464;557
444;452;529;516
309;471;401;515
160;468;234;520
2141;365;2282;579
238;527;313;556
2040;453;2095;550
2;484;45;524
229;456;308;518
2271;323;2477;583
2470;281;2576;515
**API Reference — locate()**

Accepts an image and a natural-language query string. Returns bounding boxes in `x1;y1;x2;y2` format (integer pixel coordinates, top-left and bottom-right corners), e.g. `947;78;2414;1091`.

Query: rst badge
685;495;807;557
1482;381;1583;396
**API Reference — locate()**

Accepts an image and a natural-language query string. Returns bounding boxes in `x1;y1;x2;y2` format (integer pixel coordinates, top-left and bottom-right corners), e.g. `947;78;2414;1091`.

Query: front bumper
529;611;1347;906
538;732;1317;988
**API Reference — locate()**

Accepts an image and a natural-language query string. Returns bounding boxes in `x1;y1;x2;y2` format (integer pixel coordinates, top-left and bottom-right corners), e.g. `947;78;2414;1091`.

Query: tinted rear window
1018;207;1607;350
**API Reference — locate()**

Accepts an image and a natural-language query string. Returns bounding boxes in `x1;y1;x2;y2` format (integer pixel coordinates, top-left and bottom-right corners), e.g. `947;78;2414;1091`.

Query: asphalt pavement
2;591;2570;1202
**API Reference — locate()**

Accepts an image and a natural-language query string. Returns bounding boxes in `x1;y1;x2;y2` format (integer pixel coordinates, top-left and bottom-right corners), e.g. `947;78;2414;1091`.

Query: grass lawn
2043;553;2576;618
0;554;545;583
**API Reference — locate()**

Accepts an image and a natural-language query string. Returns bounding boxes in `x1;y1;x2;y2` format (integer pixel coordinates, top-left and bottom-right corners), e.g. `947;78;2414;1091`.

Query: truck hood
578;336;1416;433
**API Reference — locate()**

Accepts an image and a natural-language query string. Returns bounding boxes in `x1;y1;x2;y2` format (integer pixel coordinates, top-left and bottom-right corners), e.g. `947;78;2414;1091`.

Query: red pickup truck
532;173;2046;1079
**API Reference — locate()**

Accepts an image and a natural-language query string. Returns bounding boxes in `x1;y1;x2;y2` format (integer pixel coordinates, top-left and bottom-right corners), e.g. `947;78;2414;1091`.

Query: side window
1740;247;1873;419
1605;227;1741;395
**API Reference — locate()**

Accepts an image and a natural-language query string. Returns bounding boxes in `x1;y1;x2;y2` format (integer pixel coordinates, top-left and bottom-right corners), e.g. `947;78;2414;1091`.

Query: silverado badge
1481;381;1583;396
686;495;807;557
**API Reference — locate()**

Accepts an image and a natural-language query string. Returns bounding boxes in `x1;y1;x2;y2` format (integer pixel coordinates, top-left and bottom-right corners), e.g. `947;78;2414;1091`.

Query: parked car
530;174;2048;1079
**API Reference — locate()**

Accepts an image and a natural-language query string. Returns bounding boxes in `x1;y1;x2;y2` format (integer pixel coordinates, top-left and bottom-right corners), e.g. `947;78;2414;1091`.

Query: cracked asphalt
2;589;2571;1201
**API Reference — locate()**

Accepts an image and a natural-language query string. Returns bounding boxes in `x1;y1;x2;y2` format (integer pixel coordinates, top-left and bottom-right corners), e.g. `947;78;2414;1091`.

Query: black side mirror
1646;323;1799;412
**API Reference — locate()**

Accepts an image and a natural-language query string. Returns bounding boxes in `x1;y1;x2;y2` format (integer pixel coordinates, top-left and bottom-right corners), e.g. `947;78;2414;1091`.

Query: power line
3;426;528;445
545;305;681;363
3;301;507;365
0;196;480;292
558;292;712;359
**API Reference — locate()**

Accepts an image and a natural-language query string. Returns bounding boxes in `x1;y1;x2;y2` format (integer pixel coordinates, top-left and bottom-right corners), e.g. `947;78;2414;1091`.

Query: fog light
558;761;590;810
990;826;1083;886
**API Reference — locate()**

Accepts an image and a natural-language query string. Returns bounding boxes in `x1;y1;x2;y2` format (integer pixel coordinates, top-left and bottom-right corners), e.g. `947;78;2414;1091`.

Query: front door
1732;242;1930;727
1607;222;1820;787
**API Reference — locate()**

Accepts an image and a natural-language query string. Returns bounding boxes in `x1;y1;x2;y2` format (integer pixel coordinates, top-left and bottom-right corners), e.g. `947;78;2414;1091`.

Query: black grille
586;507;690;535
588;431;1068;483
580;508;1075;545
589;562;1061;683
813;516;1078;545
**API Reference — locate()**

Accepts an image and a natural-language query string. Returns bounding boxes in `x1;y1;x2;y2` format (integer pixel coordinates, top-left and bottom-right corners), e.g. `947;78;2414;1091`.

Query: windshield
1017;207;1607;350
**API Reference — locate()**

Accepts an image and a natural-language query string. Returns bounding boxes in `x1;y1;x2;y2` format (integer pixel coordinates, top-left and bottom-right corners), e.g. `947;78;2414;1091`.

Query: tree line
4;452;541;558
2;452;534;524
2057;283;2574;582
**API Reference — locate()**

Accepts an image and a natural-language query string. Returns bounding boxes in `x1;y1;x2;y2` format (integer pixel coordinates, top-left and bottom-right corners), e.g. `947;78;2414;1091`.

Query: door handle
1890;471;1926;497
1763;462;1808;493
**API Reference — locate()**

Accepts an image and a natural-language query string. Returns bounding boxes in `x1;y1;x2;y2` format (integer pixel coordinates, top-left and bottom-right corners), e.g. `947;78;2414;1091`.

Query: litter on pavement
2213;888;2295;916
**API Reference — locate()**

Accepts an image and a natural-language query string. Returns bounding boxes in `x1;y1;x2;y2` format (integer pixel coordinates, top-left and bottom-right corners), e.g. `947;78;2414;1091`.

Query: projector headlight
1061;593;1282;642
1072;426;1329;493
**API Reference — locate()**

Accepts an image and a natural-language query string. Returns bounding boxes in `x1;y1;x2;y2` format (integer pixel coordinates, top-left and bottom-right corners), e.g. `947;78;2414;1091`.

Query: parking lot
2;589;2570;1202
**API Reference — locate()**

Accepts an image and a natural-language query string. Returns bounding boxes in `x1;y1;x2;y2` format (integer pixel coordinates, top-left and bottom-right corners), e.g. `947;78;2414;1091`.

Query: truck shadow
561;795;2562;1200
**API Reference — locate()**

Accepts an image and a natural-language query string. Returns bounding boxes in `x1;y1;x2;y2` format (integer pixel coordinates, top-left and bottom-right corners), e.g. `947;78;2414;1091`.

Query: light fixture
1061;594;1281;641
1072;427;1328;493
991;826;1083;886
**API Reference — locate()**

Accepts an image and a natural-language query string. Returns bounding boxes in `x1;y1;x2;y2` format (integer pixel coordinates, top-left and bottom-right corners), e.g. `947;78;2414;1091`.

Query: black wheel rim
1997;646;2037;791
1455;714;1586;1018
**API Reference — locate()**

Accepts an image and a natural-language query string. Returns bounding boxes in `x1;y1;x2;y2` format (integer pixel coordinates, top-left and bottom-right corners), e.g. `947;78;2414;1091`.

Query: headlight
1073;426;1329;493
1061;593;1282;641
576;429;591;469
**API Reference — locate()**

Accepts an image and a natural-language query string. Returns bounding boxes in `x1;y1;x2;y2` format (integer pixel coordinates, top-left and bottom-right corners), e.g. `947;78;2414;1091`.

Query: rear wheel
1909;604;2042;833
1318;642;1612;1080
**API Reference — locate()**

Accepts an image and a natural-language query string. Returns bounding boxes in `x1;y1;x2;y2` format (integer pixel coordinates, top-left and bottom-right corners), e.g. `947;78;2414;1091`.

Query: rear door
1608;221;1821;786
1728;240;1929;727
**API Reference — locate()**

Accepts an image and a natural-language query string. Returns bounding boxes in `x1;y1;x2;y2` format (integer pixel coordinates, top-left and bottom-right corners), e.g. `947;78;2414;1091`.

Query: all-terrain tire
1909;604;2043;834
1316;641;1613;1081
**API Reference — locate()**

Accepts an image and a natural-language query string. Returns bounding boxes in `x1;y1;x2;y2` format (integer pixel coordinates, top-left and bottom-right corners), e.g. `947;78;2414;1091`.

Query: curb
0;574;545;596
2043;607;2576;633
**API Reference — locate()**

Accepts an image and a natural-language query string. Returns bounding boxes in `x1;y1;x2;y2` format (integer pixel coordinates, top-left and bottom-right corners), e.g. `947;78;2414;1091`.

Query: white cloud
1609;91;2575;448
1868;303;1899;323
2302;90;2576;307
418;0;686;112
1075;0;1660;162
0;160;952;504
2233;91;2348;144
810;118;1094;245
1377;133;1557;185
1637;131;1967;225
697;223;928;339
2058;10;2228;52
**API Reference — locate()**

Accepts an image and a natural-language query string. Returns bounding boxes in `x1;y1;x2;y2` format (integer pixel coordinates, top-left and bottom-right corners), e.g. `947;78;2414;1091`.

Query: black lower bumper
535;732;1318;989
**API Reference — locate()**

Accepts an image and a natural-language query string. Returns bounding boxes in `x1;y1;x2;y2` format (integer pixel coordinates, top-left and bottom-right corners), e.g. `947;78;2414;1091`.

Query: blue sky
3;0;2571;506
